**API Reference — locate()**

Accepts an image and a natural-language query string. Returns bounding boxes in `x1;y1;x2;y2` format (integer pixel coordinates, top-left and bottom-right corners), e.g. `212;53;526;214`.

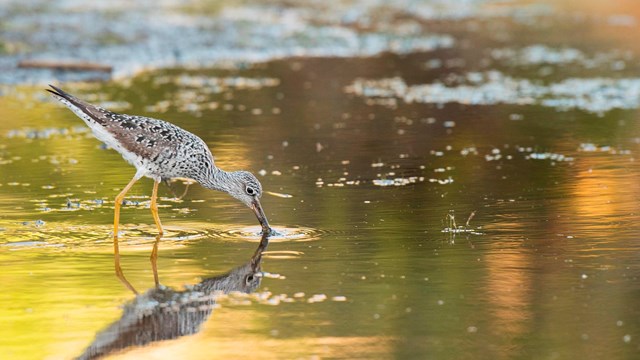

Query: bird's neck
202;167;232;193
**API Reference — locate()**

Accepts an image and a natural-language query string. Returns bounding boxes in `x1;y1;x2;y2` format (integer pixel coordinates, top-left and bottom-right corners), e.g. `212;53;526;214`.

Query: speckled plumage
48;87;215;184
46;85;271;235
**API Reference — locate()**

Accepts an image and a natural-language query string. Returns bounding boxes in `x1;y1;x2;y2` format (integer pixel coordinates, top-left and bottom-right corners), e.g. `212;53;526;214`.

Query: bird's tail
46;84;87;106
46;84;108;125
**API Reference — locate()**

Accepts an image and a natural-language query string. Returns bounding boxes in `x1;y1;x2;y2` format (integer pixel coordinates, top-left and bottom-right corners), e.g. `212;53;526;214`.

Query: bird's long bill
251;199;271;234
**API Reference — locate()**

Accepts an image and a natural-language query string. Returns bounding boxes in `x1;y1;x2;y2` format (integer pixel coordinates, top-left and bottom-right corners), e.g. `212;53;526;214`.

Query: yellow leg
114;175;140;240
150;180;164;236
113;175;140;293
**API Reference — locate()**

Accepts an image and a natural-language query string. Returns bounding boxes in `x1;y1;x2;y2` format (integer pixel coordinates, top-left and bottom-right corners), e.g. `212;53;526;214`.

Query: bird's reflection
78;234;270;360
114;234;163;295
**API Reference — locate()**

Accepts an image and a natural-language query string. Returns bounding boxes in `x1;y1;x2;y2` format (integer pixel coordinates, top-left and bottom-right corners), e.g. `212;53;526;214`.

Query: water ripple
0;224;211;250
209;225;325;243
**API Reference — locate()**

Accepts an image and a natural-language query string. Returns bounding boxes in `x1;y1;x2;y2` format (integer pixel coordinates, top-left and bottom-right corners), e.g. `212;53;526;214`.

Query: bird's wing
47;85;217;181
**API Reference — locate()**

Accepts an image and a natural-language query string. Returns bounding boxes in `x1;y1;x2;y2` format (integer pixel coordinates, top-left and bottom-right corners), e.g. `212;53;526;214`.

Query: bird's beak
251;199;272;235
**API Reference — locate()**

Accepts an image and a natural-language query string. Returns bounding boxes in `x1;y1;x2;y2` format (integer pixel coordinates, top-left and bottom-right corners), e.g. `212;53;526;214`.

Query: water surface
2;1;640;359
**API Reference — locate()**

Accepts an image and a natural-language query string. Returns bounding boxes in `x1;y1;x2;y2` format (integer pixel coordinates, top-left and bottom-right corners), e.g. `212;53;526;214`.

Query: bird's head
228;171;271;234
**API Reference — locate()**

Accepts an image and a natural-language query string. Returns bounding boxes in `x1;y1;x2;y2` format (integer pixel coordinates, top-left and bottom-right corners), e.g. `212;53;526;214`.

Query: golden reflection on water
68;235;269;359
571;159;640;228
484;247;532;353
4;1;640;358
108;333;394;360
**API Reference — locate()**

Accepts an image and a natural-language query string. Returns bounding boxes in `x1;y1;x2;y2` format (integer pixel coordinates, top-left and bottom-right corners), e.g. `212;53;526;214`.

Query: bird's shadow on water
77;233;270;360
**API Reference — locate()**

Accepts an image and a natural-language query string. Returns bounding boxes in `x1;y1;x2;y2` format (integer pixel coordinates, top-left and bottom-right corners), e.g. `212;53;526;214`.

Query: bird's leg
114;176;140;240
178;182;191;200
164;178;191;200
150;180;164;236
163;179;179;199
113;175;139;290
150;234;161;288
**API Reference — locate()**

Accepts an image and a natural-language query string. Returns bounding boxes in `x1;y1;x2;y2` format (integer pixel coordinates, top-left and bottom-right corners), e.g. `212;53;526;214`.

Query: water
3;1;640;359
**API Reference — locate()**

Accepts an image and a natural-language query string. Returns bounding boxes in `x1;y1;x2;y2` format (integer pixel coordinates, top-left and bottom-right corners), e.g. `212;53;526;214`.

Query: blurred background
1;1;640;359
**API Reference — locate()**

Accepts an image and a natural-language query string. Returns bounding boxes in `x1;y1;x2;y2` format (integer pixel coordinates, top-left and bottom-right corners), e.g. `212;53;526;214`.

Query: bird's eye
246;186;256;196
245;274;255;285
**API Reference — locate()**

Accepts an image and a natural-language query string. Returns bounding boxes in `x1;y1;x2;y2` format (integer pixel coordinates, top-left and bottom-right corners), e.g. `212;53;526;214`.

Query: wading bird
47;85;272;255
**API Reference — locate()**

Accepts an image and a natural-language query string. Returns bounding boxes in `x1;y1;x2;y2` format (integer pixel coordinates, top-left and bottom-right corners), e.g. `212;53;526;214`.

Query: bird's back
47;85;215;182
